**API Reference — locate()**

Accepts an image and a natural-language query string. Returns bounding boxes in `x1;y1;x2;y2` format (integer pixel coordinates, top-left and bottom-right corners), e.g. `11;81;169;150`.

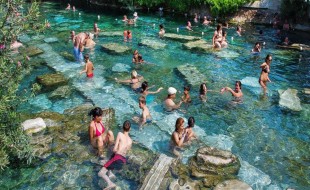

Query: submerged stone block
112;63;131;73
22;118;46;134
278;88;302;111
44;37;59;43
49;85;72;99
36;73;68;91
20;46;44;57
101;43;131;54
183;39;213;51
164;33;201;42
176;64;207;86
60;51;76;62
214;179;252;190
100;31;123;36
139;38;167;50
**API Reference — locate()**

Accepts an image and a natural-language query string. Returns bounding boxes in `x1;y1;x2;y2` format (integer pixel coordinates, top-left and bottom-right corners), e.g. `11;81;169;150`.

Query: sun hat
168;87;177;95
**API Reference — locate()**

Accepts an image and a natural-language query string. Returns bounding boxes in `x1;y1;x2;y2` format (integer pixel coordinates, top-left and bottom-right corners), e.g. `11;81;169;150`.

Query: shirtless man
221;81;243;99
132;98;152;129
164;87;183;111
98;120;132;190
80;54;94;78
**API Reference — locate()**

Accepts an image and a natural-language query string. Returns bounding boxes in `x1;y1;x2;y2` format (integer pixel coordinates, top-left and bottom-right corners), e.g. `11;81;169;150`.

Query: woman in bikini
140;81;163;97
115;70;143;91
212;24;223;49
88;107;114;156
170;117;187;157
259;54;272;93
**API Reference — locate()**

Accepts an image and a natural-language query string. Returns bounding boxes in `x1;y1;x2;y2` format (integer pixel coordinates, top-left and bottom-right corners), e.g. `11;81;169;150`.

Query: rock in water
112;63;131;72
278;89;302;111
101;43;131;54
241;77;261;88
44;37;59;43
214;179;252;190
22;118;46;134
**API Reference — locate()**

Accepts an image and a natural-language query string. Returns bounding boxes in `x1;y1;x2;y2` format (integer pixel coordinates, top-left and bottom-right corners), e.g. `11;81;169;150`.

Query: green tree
0;0;44;170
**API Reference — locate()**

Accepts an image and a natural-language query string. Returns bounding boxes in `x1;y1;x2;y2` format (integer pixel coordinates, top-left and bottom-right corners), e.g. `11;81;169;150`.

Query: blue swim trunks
73;47;83;61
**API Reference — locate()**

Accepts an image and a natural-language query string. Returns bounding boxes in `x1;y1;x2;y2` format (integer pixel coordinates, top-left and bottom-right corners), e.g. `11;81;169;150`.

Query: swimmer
184;116;197;144
193;13;198;23
202;16;211;25
236;25;242;36
88;107;114;157
123;30;132;42
65;3;70;10
159;24;165;38
93;22;100;34
181;86;191;103
98;120;132;190
259;54;272;93
252;42;261;53
122;15;128;22
132;97;152;129
170;117;187;157
72;6;76;11
199;83;208;101
221;30;228;48
164;87;183;111
283;37;290;46
80;54;94;78
115;70;143;91
221;80;243;98
186;21;193;31
213;24;223;49
133;12;139;20
140;81;163;97
132;50;144;64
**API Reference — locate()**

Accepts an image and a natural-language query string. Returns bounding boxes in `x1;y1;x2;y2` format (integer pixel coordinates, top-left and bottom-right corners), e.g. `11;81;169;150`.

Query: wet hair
123;120;131;132
188;117;195;128
184;86;190;91
216;24;222;31
139;98;146;105
88;107;103;118
255;42;260;46
84;54;89;61
159;24;164;29
175;118;184;132
138;55;143;61
141;81;148;93
265;54;272;62
200;83;207;95
236;81;242;89
139;96;146;102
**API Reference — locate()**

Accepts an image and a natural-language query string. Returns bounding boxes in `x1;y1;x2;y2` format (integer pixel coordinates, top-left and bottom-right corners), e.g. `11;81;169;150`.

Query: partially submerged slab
36;73;68;91
100;31;123;37
214;49;240;58
176;64;207;86
20;46;44;57
139;38;167;50
44;37;59;43
183;40;213;51
276;43;310;51
101;43;131;54
278;88;302;111
164;33;201;42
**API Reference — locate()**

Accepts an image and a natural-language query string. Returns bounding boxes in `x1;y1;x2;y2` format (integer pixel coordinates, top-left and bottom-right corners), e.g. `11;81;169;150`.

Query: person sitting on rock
88;107;114;157
98;120;132;190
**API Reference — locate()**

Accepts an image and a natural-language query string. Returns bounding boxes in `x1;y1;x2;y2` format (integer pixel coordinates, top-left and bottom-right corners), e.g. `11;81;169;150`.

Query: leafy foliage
280;0;310;22
0;0;44;170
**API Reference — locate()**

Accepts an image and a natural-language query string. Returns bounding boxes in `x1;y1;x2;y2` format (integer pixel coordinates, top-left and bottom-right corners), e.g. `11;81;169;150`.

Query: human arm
173;131;186;147
147;87;163;94
115;78;132;83
113;132;121;153
80;63;88;74
260;62;267;69
89;124;94;142
221;87;239;97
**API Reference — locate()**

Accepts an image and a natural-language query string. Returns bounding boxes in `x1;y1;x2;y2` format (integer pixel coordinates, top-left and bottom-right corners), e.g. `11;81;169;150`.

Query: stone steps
140;154;174;190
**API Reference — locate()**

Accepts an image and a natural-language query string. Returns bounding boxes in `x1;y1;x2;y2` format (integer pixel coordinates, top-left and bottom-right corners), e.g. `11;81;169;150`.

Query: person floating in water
98;120;132;190
259;54;272;93
80;54;94;78
140;81;163;97
115;70;143;91
252;42;261;53
132;97;152;129
123;30;132;42
164;87;183;111
221;80;243;99
159;24;165;38
88;107;114;157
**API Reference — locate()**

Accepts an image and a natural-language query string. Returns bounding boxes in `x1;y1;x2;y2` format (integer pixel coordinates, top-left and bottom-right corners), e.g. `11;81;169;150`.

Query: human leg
98;167;116;190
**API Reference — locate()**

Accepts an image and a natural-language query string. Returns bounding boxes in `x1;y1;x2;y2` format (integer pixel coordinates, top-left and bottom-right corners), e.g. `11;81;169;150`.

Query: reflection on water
5;1;310;190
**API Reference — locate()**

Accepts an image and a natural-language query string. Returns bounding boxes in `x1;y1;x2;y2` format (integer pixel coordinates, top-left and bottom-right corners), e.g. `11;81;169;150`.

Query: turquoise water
3;1;310;189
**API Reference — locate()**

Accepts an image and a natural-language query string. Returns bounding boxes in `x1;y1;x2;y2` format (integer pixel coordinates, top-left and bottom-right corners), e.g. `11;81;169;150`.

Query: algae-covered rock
278;89;302;111
22;118;46;134
100;31;123;37
176;64;207;86
169;179;200;190
139;38;167;50
44;37;59;43
214;179;252;190
36;73;68;91
30;134;53;158
60;51;76;62
49;85;72;99
20;46;44;57
183;40;212;51
101;43;131;54
164;33;201;42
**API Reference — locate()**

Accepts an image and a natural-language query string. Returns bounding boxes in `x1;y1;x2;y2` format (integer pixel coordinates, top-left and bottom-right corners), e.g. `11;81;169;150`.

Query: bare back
114;132;132;156
86;61;94;75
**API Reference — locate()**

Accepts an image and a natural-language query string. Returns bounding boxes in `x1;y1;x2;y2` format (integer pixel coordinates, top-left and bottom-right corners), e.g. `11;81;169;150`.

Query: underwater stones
57;131;80;142
63;103;94;115
139;38;167;50
276;43;310;51
36;73;68;91
169;179;200;190
100;31;123;36
164;33;201;42
22;118;46;134
44;118;62;128
19;34;31;43
183;40;213;51
278;89;302;111
20;46;44;57
214;179;252;190
188;146;240;182
49;85;72;99
44;37;59;43
241;77;261;88
101;43;131;54
176;64;207;86
214;50;240;58
112;63;131;72
60;51;76;62
30;134;53;158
